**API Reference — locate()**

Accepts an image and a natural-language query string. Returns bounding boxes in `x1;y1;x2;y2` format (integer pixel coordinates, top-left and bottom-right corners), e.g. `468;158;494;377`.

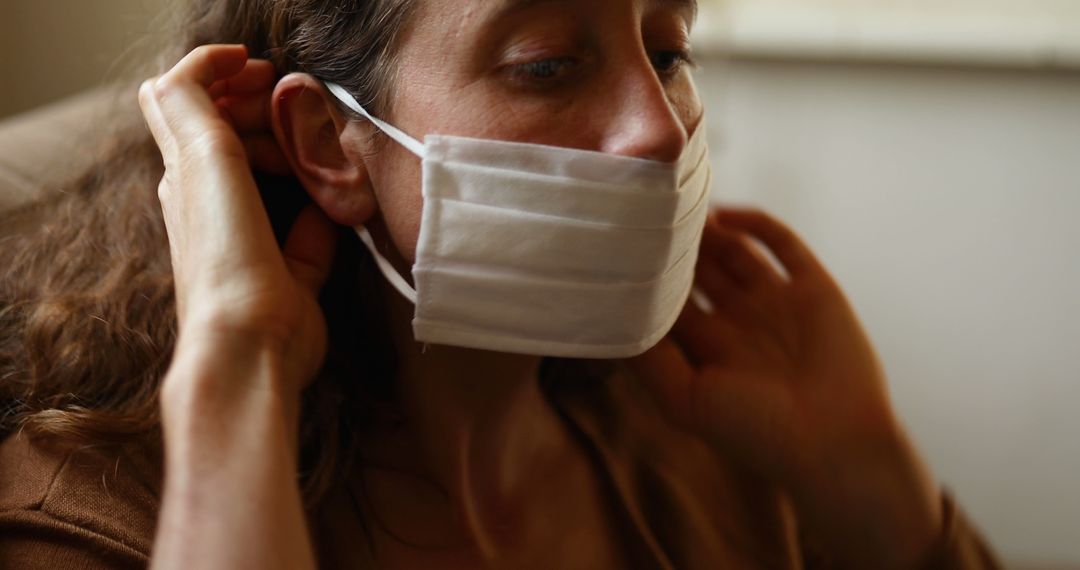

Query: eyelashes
505;48;695;89
508;56;581;83
650;49;697;76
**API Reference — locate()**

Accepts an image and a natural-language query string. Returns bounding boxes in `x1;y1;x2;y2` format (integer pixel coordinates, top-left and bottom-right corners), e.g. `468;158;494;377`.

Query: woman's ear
271;73;377;227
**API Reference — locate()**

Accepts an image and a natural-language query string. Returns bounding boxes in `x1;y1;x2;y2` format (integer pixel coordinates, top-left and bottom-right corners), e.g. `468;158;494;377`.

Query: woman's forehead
411;0;698;47
490;0;697;12
431;0;697;26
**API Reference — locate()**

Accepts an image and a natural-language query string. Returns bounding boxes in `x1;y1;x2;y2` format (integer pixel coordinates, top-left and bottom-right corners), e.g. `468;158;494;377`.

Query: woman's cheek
668;74;704;132
371;166;425;263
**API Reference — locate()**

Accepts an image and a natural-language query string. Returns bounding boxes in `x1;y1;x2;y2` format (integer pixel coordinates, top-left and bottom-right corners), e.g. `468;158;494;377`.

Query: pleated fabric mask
326;82;712;359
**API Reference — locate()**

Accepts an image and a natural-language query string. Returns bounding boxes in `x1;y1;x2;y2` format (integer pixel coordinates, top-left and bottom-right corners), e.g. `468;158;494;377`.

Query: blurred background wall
700;60;1080;569
695;4;1080;567
1;1;1078;567
0;0;169;119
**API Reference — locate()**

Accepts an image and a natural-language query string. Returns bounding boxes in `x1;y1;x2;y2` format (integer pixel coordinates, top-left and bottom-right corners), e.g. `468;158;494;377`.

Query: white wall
696;58;1080;566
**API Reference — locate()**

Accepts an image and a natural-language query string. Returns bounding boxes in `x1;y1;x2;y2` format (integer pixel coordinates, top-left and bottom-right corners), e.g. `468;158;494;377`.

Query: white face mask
325;82;712;359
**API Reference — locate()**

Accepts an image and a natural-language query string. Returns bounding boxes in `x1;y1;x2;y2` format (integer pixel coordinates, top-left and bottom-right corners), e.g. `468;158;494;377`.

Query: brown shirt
0;376;1002;569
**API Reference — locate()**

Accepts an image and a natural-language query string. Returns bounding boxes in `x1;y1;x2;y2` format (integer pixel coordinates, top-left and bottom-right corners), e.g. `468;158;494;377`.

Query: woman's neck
355;242;576;556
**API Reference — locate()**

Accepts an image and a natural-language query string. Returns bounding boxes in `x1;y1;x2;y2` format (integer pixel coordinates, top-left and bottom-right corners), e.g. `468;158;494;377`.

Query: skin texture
138;0;943;568
139;48;323;570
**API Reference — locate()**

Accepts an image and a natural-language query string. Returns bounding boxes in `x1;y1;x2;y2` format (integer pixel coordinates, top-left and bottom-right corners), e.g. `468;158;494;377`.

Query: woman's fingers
137;79;170;149
216;92;272;134
209;59;276;134
141;46;252;157
201;60;288;175
242;134;293;175
208;58;276;99
700;216;786;290
167;44;249;90
138;45;285;274
695;253;779;329
711;208;826;283
283;206;338;296
670;299;738;367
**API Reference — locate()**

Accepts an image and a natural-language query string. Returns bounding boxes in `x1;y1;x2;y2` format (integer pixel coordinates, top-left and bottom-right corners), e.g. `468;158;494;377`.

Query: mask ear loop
324;82;424;305
324;82;426;158
355;226;419;304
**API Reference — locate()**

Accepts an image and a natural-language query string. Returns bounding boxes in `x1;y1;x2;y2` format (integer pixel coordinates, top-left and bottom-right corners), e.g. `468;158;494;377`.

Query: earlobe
271;73;377;227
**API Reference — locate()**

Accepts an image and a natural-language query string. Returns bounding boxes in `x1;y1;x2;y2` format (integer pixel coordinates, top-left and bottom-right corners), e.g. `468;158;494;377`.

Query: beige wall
697;59;1080;567
0;0;167;119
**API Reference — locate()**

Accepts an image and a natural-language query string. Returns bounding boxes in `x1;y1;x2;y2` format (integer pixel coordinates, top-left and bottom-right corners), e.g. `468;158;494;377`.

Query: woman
0;0;1001;568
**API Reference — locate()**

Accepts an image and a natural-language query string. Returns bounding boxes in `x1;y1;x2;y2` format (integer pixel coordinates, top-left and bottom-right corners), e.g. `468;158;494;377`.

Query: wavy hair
0;0;418;508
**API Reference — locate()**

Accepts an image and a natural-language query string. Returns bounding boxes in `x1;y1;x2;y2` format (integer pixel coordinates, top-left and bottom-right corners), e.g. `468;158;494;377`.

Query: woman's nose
599;61;688;164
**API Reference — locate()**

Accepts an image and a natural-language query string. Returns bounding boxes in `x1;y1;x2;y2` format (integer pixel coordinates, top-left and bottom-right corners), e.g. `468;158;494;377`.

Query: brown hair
0;0;418;508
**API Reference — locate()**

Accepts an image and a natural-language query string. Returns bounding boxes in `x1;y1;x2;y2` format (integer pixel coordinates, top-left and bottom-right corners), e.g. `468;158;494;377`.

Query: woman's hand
632;208;943;569
138;45;326;570
139;44;335;398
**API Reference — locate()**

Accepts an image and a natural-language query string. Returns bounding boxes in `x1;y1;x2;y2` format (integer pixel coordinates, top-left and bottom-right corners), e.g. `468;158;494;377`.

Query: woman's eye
507;57;580;84
650;49;694;76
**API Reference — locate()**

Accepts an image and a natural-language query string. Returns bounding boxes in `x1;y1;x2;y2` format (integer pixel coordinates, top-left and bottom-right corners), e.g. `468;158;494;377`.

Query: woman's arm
138;45;336;570
152;337;314;570
631;209;1001;569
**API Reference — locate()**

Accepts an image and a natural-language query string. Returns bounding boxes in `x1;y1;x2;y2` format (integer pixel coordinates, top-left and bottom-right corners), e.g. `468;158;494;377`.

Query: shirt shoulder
550;368;803;569
551;368;1004;570
0;431;162;569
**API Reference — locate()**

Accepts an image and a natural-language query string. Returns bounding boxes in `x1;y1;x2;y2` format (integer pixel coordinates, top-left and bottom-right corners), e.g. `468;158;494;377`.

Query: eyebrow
656;0;698;22
492;0;698;21
489;0;573;22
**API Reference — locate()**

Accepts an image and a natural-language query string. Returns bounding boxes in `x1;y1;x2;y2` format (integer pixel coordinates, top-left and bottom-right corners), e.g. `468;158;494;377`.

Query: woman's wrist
161;329;302;451
788;428;944;570
153;326;315;570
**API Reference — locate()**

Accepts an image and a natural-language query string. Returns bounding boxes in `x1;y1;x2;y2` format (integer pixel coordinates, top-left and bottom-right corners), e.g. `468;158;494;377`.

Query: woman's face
344;0;703;262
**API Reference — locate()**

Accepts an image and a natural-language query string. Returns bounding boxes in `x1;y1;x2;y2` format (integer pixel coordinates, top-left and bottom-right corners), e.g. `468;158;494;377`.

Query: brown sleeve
800;492;1004;570
0;433;161;569
0;509;147;569
916;492;1004;570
